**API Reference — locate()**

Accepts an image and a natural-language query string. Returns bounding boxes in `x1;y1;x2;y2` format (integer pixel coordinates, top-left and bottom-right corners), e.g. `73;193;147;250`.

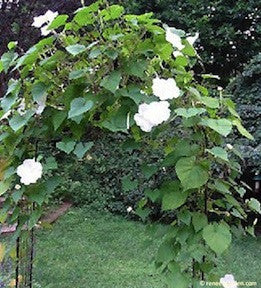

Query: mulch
1;202;72;235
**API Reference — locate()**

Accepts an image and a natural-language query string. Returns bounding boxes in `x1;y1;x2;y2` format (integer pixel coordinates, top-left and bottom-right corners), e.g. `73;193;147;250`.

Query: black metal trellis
15;140;38;288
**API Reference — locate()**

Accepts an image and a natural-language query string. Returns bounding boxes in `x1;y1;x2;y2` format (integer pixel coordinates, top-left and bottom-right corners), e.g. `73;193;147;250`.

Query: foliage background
0;0;260;210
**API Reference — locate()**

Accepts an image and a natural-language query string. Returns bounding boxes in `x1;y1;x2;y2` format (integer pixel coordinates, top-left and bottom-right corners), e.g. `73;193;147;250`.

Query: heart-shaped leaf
176;156;209;190
56;140;76;154
68;98;93;119
200;118;232;137
203;222;232;255
73;142;94;159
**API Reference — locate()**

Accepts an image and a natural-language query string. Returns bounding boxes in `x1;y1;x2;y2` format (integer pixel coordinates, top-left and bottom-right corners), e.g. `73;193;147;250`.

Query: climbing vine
0;1;260;287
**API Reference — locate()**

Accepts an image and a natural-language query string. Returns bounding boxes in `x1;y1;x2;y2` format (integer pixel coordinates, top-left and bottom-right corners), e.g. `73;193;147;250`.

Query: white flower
134;101;171;132
32;10;58;28
218;86;223;91
17;159;43;185
226;144;233;150
173;51;183;58
32;15;47;28
41;25;51;36
32;10;58;36
127;207;133;213
220;274;238;288
165;27;184;50
187;32;199;46
44;10;58;23
15;184;21;190
152;77;180;100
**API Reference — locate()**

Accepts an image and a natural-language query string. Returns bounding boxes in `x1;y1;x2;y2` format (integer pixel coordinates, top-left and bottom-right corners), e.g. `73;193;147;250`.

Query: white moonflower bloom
40;25;51;36
173;51;183;58
127;207;133;213
152;77;180;100
187;32;199;45
32;15;47;28
134;101;171;132
226;144;233;150
17;159;43;185
32;10;58;35
220;274;238;288
32;10;58;28
165;28;184;51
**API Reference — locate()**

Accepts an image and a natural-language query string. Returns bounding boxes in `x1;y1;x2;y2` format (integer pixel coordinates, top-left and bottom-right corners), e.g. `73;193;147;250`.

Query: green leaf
126;60;147;78
69;69;86;80
201;74;220;80
0;180;11;196
200;118;232;137
122;176;138;192
248;198;261;214
166;270;189;288
1;51;18;72
175;108;206;118
206;147;229;162
161;181;188;211
192;212;208;232
48;15;68;29
100;71;122;93
73;7;96;26
89;48;101;59
0;61;3;73
66;44;86;56
56;140;76;154
45;156;58;171
141;164;157;179
9;110;34;132
28;208;42;229
100;5;124;21
1;94;17;113
145;188;160;203
203;222;232;255
178;210;191;225
175;156;209;190
101;105;131;132
1;79;20;112
156;241;176;263
232;119;254;140
120;85;148;105
135;207;150;222
200;97;219;108
175;55;188;67
213;179;231;194
32;82;48;102
52;110;67;131
73;142;94;159
68;98;93;119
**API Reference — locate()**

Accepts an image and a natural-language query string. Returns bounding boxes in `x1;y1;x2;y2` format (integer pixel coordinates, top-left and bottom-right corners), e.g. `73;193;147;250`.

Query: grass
34;208;163;288
4;208;261;287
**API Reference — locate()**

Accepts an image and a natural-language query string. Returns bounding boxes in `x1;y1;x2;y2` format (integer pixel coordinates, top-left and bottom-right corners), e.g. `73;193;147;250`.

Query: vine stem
28;139;38;287
15;223;20;288
201;128;209;281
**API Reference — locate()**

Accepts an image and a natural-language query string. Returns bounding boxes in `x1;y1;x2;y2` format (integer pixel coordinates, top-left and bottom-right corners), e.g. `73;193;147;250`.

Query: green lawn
33;208;261;288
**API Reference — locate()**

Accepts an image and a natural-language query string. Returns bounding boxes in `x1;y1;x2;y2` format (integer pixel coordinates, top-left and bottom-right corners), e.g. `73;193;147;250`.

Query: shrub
0;1;259;285
50;131;165;217
227;53;261;169
119;0;261;85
